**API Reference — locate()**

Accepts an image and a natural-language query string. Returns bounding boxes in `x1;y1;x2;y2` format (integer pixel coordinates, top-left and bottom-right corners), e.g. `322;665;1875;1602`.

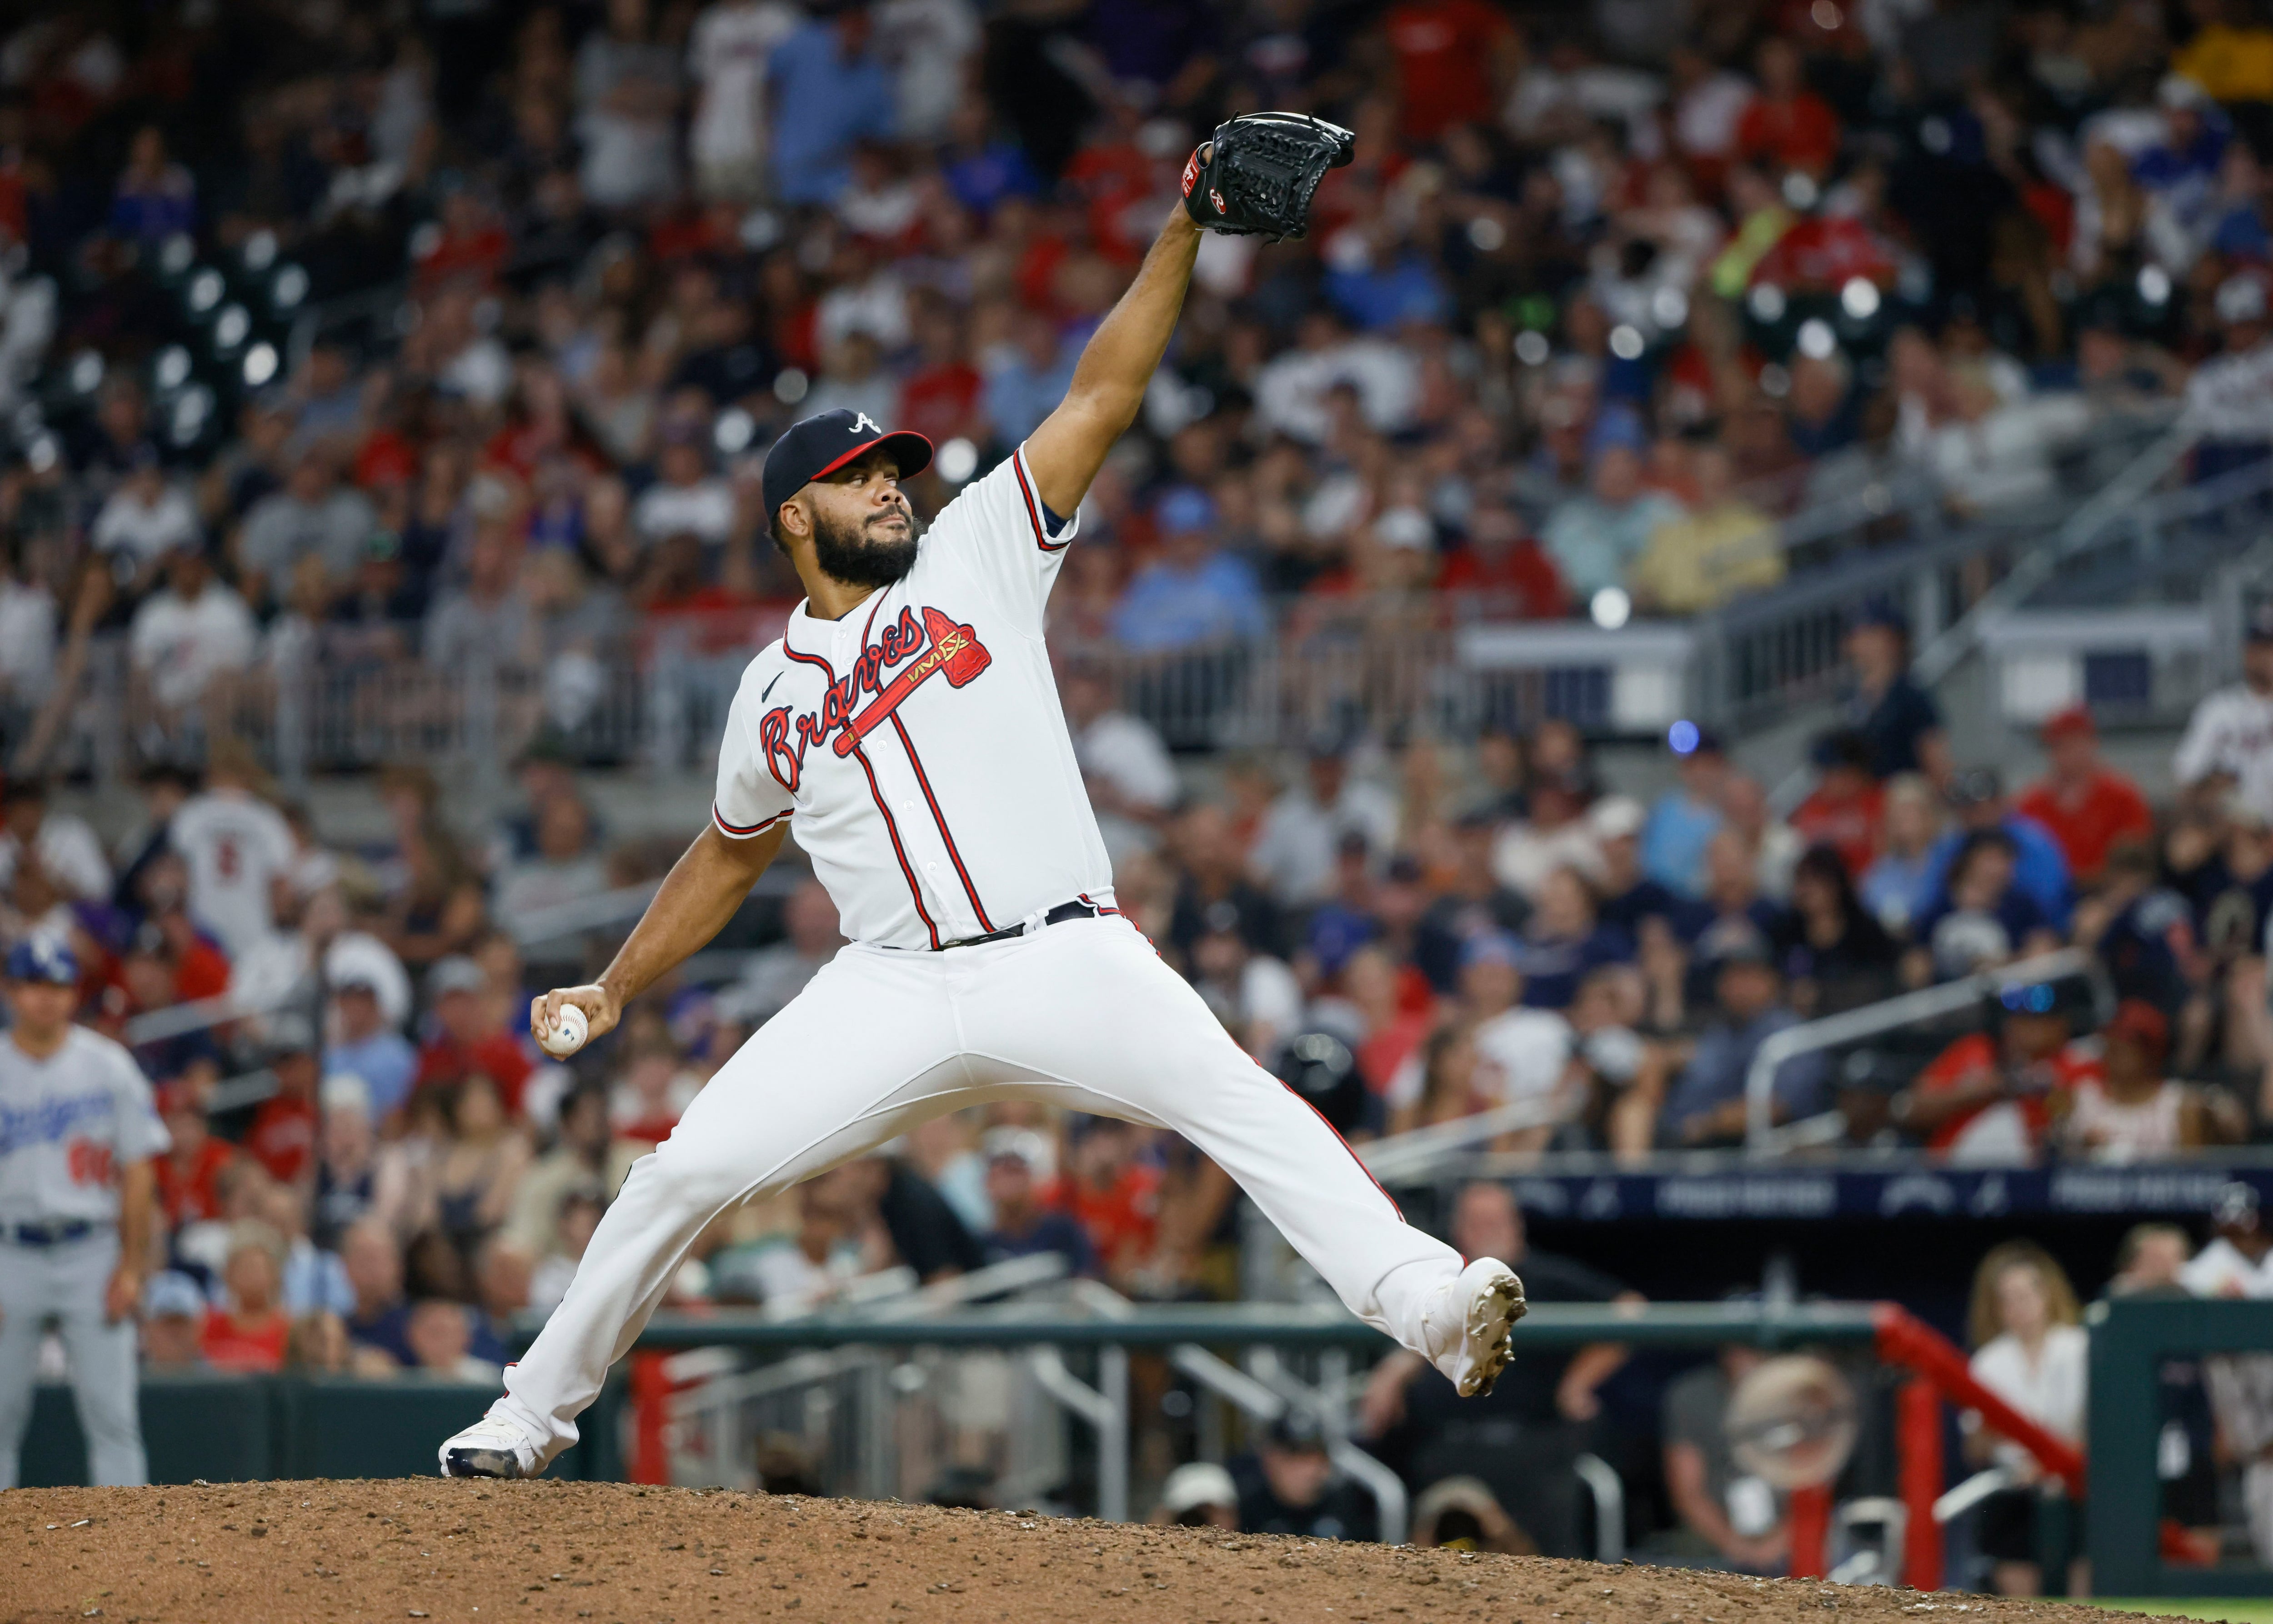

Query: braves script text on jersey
489;446;1470;1464
0;1026;170;1488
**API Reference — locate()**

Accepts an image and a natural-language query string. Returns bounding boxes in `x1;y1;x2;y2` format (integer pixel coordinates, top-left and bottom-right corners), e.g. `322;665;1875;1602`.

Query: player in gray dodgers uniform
0;937;170;1488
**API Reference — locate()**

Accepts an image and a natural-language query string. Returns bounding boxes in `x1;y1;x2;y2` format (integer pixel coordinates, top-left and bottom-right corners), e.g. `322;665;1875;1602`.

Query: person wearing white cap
1150;1460;1239;1529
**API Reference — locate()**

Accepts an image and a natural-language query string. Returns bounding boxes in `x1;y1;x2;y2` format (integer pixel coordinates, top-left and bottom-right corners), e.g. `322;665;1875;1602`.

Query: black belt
7;1219;100;1248
937;898;1106;952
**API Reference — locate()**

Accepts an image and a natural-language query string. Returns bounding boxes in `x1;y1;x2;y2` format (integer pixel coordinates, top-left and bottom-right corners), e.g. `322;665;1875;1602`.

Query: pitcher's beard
813;509;919;588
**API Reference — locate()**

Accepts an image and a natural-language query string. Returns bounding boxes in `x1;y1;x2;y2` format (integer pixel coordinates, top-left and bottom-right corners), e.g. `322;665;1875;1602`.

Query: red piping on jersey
1258;1056;1404;1220
1076;891;1120;915
886;711;995;932
713;806;789;838
1011;452;1068;554
783;642;943;950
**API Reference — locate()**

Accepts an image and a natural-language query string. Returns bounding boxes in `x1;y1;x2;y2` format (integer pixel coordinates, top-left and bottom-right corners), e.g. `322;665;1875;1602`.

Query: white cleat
439;1411;544;1479
1424;1257;1528;1398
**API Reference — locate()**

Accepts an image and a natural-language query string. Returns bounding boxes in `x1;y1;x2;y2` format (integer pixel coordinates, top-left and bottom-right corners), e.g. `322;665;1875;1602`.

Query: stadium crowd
8;0;2273;1569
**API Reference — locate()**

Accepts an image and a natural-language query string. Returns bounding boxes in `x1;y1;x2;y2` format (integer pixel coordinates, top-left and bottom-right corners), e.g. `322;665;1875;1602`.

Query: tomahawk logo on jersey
711;446;1114;952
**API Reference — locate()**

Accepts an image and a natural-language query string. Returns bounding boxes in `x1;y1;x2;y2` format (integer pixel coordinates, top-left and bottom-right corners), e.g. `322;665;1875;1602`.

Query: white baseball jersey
2176;683;2273;822
169;788;298;959
0;1027;170;1225
711;445;1116;949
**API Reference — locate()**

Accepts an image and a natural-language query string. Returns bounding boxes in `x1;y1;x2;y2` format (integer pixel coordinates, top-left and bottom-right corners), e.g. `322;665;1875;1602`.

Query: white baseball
540;1002;589;1058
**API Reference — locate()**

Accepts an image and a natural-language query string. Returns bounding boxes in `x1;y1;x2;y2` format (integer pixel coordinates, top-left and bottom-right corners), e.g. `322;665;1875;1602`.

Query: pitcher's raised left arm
1023;205;1203;516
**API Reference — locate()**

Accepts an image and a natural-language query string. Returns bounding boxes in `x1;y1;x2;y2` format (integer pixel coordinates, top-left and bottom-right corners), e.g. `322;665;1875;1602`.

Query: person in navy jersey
1910;831;2062;984
976;1136;1093;1276
1412;810;1532;993
1842;604;1950;784
1592;795;1706;942
1513;867;1634;1012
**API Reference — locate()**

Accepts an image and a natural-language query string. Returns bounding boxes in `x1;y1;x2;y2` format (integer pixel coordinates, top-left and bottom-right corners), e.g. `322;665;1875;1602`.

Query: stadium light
271;264;309;312
241;229;278;272
1466;216;1505;252
243;342;279;387
68;350;104;394
1513;330;1550;366
1840;277;1880;320
157;233;195;278
2137;264;2172;306
1797;319;1837;360
1608;324;1645;361
1668;718;1701;755
1747;283;1787;323
154;346;191;391
1651;286;1689;330
713;406;755;455
937;437;979;484
1590;586;1632;630
773;367;809;405
170;387;213;446
185;267;225;315
212;304;250;352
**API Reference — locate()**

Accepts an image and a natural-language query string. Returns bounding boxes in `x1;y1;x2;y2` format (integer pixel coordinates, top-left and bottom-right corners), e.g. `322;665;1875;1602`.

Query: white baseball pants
0;1228;149;1489
496;914;1462;1459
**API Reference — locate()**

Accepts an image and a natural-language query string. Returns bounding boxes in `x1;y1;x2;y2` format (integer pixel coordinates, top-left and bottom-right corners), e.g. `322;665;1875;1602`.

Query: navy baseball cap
760;409;933;537
5;937;78;985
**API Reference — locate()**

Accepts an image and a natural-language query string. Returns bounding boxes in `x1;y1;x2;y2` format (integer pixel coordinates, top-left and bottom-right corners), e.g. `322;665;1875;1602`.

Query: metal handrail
1360;1097;1569;1183
1911;421;2202;686
1742;947;2093;1153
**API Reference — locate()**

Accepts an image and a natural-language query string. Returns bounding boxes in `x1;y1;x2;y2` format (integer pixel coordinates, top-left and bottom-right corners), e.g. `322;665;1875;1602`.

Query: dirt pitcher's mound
4;1479;2184;1624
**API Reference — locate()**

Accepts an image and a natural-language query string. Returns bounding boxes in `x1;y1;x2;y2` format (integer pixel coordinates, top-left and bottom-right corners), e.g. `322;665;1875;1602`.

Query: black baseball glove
1181;112;1356;241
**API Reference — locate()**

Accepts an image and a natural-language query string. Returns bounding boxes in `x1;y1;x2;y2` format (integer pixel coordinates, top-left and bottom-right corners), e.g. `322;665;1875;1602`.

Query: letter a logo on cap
853;412;883;436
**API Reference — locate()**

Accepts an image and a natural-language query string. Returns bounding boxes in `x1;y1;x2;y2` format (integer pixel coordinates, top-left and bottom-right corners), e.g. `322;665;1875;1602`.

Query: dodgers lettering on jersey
0;1027;170;1224
712;446;1116;949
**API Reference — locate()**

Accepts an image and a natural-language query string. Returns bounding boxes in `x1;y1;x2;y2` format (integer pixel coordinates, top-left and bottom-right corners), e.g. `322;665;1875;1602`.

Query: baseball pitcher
440;116;1528;1480
0;938;170;1488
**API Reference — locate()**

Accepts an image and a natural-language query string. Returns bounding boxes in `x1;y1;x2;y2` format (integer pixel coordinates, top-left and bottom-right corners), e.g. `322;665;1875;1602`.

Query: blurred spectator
1650;937;1827;1148
325;974;418;1123
1788;732;1883;882
495;795;609;922
1642;731;1727;899
285;1312;356;1374
414;956;535;1114
1232;1410;1376;1541
1628;446;1782;614
1411;1474;1533;1554
340;1216;416;1368
139;1271;208;1368
2107;1222;2192;1298
92;446;199;591
576;0;683;211
768;2;896;205
506;1083;641;1256
1861;774;1944;937
1512;867;1631;1013
1840;607;1948;784
1359;1182;1632;1558
1049;1118;1160;1290
1492;775;1605;903
407;1298;503;1383
1897;981;2091;1163
1109;495;1269;654
716;880;844;1027
1250;749;1400;907
530;1187;608;1316
611;1035;702;1143
127;541;256;716
1910;830;2062;985
1772;847;1902;1019
0;779;111;902
1063;662;1180;846
1542;445;1683;605
153;1084;235;1231
745;1182;865;1313
1662;1343;1787;1574
1413;810;1533;991
110;126;194;246
1963;1242;2088;1598
2175;606;2273;825
2016;708;2154;890
468;1238;535;1365
430;1073;532;1258
169;741;296;961
978;1134;1094;1275
235;449;375;613
311;1074;414;1249
1919;770;2073;933
1150;1461;1240;1530
198;1222;292;1373
243;1017;321;1186
2065;1000;2228;1158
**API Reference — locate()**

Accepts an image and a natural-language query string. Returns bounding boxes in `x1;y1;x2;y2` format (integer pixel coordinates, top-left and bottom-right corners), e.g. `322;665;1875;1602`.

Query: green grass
2093;1603;2273;1623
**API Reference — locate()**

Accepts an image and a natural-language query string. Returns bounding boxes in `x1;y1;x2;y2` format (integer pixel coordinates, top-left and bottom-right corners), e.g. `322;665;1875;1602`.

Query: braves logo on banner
757;605;993;792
